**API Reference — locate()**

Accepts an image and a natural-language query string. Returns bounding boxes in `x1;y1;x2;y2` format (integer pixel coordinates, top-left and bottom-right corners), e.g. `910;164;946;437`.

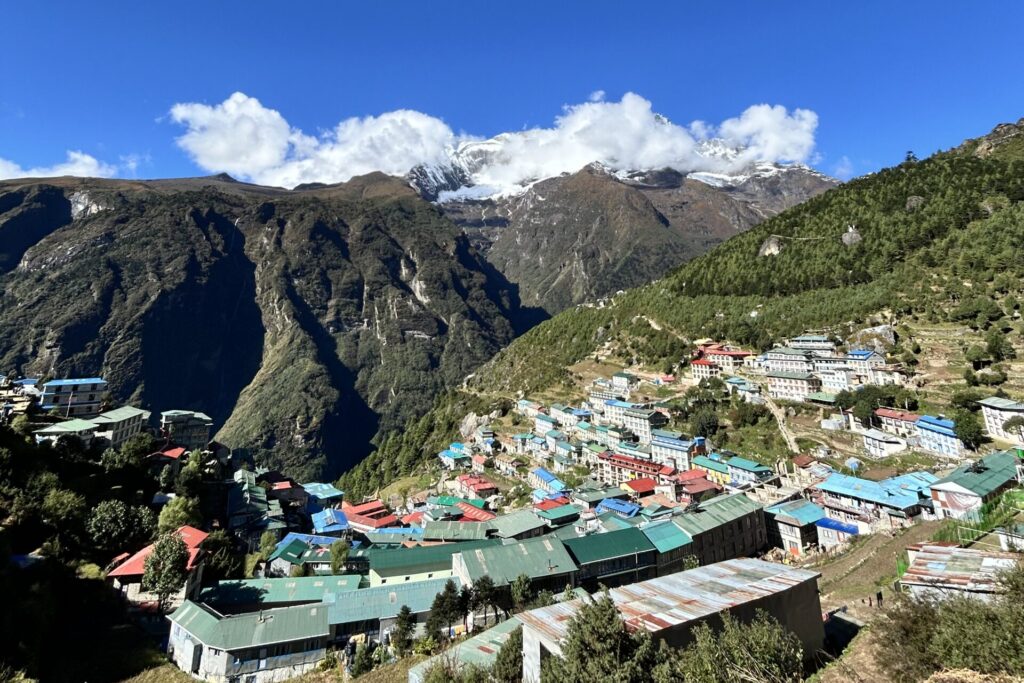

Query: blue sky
2;1;1022;184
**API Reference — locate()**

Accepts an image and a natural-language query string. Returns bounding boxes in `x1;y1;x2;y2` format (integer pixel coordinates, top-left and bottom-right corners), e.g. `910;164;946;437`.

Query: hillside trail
763;396;801;454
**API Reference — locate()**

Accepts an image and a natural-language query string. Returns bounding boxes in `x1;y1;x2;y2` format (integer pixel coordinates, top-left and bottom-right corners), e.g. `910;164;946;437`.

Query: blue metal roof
765;500;826;526
531;467;556;483
815;472;934;509
312;508;349;534
301;482;344;500
604;399;637;408
42;377;105;386
815;517;859;535
847;349;876;359
277;532;339;549
917;415;957;438
595;497;641;518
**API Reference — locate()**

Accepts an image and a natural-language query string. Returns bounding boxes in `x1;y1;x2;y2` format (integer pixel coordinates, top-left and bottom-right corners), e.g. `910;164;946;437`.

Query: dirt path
763;396;801;454
816;520;942;619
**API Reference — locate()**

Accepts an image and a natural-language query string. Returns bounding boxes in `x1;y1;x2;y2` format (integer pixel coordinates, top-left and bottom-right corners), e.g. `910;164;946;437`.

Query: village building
516;399;542;418
929;450;1023;521
563;527;657;589
814;517;859;550
91;405;150;448
846;348;886;373
817;367;856;394
39;377;108;417
455;473;498;500
311;508;349;537
875;407;920;438
611;372;638;394
160;410;214;450
916;415;964;459
811;471;937;532
518;558;824;683
341;499;399;534
764;499;826;556
900;543;1020;602
766;371;821;402
764;347;815;374
548;404;575;428
533;412;558;435
640;519;694;575
788;334;837;354
228;470;287;549
437;447;471;470
367;540;495;587
301;482;344;511
620;477;657;499
691;454;731;487
622;407;669;445
147;444;189;477
493;453;522;476
689;358;721;381
726;456;774;487
659;469;722;505
33;418;101;446
601;399;639;427
725;376;762;402
671;494;767;566
108;525;208;607
649;430;702;470
453;536;578;593
528;466;566;494
490;510;549;541
570;485;629;511
702;344;755;372
167;600;329;682
597;451;675;486
977;396;1024;441
408;616;526;683
470;453;490;473
861;428;907;459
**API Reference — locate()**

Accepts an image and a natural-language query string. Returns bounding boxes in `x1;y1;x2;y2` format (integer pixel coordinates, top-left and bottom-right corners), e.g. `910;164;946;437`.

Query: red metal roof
690;359;717;366
456;502;496;521
107;525;207;578
624;477;657;493
401;511;425;525
343;499;390;518
875;407;920;422
149;446;186;460
791;454;815;468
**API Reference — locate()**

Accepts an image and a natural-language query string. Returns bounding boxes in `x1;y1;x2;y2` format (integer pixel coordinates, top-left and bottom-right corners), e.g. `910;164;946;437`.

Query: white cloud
0;150;117;180
832;155;854;180
588;90;606;102
168;91;821;192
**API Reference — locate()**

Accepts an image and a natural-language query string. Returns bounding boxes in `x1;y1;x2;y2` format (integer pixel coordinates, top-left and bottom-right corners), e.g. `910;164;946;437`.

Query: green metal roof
766;371;816;380
327;577;453;625
932;450;1022;498
34;418;99;434
489;510;548;538
535;504;581;523
562;528;655;565
169;600;328;650
572;486;625;503
268;538;308;564
672;494;762;537
691;455;729;474
455;536;577;585
641;520;693;553
93;406;148;421
369;539;498;576
201;576;361;606
428;495;486;509
727;456;772;473
422;520;493;542
806;392;838;404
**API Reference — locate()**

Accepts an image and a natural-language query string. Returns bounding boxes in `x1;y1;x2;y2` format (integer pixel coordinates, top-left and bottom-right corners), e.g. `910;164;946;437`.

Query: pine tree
491;625;523;683
142;532;189;612
393;605;415;655
473;575;498;624
330;539;349;574
511;573;531;611
350;642;374;677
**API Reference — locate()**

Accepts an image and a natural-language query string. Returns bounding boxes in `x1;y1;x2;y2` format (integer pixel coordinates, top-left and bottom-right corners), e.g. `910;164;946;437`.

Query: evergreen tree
510;573;531;611
258;531;277;561
953;409;984;450
393;605;415;655
142;532;189;612
86;500;134;554
201;530;243;583
473;575;498;624
350;642;374;677
330;539;350;574
491;625;523;683
669;611;803;683
1003;416;1024;441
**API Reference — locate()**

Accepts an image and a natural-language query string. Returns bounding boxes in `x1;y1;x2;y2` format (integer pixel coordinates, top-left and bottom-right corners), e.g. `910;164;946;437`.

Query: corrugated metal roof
932;450;1021;497
672;494;761;537
202;575;361;606
765;500;826;527
901;545;1018;593
518;558;819;643
409;617;524;681
370;539;498;576
327;577;454;625
563;527;655;565
169;600;329;650
641;520;692;553
490;510;548;538
456;536;577;585
422;520;493;541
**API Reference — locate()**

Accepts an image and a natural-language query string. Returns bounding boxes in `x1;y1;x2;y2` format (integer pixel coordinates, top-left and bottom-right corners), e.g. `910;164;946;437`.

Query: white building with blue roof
39;377;107;416
812;470;937;532
916;415;964;459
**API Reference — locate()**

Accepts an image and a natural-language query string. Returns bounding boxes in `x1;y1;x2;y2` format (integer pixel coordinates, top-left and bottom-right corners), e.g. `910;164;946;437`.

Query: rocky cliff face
0;174;522;478
434;163;836;313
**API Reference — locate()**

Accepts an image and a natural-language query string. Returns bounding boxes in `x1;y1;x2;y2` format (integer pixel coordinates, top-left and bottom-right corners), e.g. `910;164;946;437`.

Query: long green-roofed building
452;536;577;591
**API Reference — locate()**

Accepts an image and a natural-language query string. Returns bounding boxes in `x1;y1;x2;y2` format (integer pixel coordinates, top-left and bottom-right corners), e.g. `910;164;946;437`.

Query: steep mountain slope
0;174;525;478
426;163;835;313
339;119;1024;495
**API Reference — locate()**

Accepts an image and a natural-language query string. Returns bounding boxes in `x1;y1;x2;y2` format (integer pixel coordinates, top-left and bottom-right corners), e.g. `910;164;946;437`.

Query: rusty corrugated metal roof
518;558;819;643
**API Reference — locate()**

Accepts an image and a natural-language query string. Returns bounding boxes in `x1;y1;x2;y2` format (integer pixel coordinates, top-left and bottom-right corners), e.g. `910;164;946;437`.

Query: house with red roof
455;473;498;500
874;407;920;438
654;470;722;505
341;499;400;534
146;444;188;477
621;477;657;499
701;343;755;372
456;501;497;522
107;525;207;608
690;358;722;382
598;451;677;487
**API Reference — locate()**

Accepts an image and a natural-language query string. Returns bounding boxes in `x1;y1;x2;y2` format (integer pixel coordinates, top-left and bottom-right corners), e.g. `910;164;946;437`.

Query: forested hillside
339;120;1024;496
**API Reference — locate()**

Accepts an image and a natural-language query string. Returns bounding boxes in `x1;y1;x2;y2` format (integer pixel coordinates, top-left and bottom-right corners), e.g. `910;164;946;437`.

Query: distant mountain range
0;136;835;479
